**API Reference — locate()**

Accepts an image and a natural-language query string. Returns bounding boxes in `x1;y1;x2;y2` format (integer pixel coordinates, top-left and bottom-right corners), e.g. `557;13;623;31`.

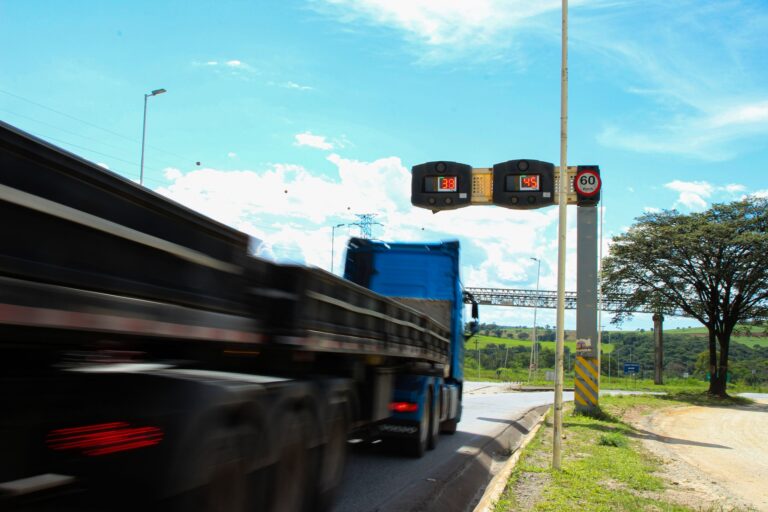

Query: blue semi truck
344;238;477;456
0;120;477;511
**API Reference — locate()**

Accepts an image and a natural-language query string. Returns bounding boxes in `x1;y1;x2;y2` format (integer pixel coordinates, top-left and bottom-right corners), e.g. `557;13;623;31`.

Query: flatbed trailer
0;121;462;511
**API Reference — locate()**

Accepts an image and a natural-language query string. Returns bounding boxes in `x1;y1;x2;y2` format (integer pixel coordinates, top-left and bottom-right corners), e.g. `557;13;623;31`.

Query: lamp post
140;88;167;186
330;223;346;274
529;257;542;383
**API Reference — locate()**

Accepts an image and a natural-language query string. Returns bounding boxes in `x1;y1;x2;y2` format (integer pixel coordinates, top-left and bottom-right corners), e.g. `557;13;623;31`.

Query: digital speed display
423;176;458;193
505;174;540;192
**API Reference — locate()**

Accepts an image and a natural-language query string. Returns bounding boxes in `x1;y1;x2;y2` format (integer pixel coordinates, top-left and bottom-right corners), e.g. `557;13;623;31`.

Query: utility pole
529;257;541;383
553;0;569;471
476;338;481;380
140;88;166;186
330;223;347;274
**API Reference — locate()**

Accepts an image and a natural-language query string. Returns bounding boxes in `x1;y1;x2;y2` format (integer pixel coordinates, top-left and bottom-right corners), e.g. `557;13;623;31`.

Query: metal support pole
331;223;345;274
476;338;481;380
653;313;664;385
553;0;568;471
529;258;541;383
140;94;149;186
139;88;166;186
575;206;599;413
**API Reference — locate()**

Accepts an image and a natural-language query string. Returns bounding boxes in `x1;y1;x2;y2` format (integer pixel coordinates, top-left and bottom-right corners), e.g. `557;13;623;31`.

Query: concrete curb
367;404;552;512
471;406;551;512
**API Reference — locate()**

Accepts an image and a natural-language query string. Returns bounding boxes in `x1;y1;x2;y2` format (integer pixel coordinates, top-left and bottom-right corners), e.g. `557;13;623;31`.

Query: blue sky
2;0;767;331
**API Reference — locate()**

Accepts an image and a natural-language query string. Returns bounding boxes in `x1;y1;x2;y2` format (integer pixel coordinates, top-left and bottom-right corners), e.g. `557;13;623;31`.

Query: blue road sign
623;363;640;375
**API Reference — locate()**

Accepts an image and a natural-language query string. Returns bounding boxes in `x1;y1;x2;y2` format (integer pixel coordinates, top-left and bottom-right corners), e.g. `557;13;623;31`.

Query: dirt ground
635;399;768;511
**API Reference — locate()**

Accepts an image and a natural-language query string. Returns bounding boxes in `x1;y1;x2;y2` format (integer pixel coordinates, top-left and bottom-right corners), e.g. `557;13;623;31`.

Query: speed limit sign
574;168;601;197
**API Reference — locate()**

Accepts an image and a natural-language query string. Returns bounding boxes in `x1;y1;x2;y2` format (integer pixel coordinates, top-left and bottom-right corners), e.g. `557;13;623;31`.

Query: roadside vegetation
464;329;768;393
493;394;754;512
601;197;768;396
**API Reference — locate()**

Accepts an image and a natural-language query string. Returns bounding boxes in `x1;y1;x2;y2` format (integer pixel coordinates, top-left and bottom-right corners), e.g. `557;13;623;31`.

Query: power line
14;127;168;188
1;108;143;162
0;87;191;162
1;107;187;172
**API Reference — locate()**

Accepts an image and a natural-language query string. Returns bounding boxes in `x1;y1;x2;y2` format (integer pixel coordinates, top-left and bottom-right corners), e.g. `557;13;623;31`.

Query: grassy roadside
464;367;767;394
492;393;753;512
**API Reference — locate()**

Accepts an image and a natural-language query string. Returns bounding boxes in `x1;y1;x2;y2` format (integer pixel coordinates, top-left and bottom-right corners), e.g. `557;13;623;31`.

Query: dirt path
641;399;768;511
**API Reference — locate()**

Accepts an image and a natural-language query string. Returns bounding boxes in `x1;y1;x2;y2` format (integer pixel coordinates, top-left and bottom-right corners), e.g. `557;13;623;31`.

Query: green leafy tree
601;198;768;396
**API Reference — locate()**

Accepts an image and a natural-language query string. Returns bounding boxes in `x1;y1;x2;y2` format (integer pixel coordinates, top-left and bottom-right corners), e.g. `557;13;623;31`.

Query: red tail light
47;422;163;456
389;401;419;413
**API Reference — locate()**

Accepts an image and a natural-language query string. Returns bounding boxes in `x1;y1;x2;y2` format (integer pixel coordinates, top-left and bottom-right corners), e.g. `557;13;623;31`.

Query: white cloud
284;81;313;91
598;99;768;161
227;152;237;159
193;59;255;76
643;207;661;214
317;0;583;62
664;180;713;211
294;131;334;150
708;101;768;129
164;167;183;180
663;180;751;210
724;184;746;194
591;6;768;161
153;152;566;283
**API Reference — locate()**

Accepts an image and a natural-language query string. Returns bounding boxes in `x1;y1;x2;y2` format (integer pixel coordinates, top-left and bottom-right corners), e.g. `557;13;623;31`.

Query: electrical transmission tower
351;213;382;239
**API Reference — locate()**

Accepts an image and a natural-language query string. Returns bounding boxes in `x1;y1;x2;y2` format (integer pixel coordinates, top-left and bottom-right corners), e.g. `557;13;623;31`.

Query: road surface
644;396;768;511
333;383;571;512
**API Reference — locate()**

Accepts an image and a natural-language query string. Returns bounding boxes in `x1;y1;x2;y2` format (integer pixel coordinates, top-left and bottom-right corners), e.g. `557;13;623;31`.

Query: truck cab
344;238;470;456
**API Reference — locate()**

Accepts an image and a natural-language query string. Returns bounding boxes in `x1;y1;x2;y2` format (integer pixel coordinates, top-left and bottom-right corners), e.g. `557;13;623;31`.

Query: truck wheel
316;406;348;511
170;421;252;512
440;402;461;435
269;410;310;512
427;390;439;450
440;418;458;434
407;397;429;458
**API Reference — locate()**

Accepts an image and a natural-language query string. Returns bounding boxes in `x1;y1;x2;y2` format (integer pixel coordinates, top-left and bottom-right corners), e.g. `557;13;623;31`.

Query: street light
330;223;347;274
140;88;167;186
528;257;542;383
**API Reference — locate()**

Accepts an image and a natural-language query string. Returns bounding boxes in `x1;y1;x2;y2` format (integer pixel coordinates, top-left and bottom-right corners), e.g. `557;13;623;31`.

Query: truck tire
427;390;439;450
169;420;255;512
440;402;461;435
269;409;311;512
315;406;348;511
406;396;430;458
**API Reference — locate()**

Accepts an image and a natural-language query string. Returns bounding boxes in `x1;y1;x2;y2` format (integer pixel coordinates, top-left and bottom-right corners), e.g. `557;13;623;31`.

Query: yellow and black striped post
574;355;599;412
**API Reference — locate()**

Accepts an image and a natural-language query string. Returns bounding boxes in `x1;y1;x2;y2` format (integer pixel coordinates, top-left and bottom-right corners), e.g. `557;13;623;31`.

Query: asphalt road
332;383;571;512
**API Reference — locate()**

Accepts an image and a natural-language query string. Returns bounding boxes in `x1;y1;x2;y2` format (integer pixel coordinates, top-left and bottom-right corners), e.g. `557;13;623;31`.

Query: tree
601;198;768;396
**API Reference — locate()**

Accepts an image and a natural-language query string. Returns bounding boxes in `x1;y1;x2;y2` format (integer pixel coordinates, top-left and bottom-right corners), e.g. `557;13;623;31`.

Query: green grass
598;432;629;447
601;375;767;394
494;393;756;512
663;326;768;348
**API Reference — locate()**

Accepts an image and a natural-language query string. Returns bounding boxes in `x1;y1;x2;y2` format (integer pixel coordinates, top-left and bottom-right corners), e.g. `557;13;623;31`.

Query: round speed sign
574;169;601;197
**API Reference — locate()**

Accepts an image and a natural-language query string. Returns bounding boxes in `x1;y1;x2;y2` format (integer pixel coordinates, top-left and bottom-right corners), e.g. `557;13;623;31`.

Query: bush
598;432;628;448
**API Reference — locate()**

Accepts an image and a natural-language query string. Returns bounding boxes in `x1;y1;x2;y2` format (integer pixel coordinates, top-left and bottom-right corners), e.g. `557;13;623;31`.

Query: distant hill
477;322;768;349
